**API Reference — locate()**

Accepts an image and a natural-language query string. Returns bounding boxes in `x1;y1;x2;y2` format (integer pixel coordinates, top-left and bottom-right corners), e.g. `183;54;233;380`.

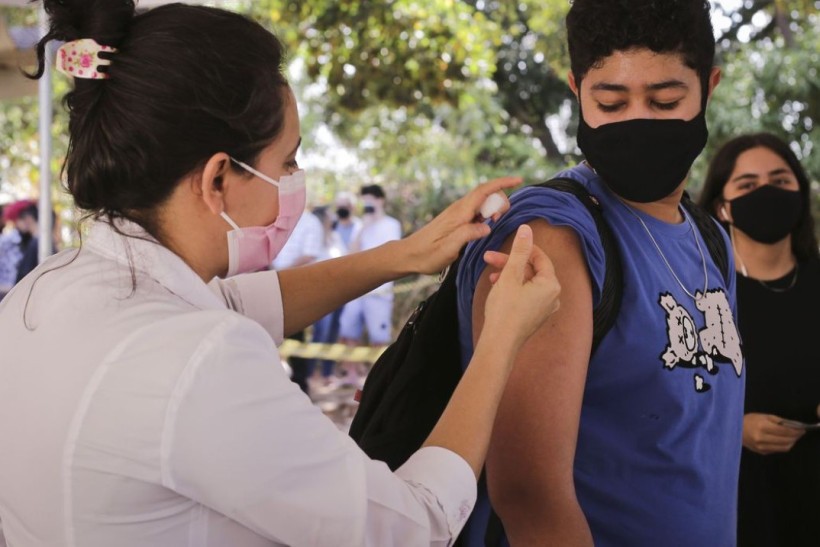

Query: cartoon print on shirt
695;289;743;376
659;289;742;392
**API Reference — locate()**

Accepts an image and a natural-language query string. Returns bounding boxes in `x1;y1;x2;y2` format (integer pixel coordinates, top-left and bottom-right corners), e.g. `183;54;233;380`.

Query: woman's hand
399;177;521;275
423;224;560;478
742;413;805;455
481;225;561;350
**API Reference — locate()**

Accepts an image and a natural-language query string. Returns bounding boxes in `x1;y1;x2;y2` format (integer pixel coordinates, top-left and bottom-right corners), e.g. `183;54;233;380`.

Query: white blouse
0;220;475;546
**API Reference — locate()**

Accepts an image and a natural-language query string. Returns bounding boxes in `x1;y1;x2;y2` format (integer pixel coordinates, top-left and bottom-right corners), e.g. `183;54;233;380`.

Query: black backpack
348;178;728;544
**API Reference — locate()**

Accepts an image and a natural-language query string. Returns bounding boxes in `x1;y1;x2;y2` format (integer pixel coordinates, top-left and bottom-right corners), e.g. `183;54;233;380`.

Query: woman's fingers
527;242;556;283
484;242;550;285
483;250;508;269
483;225;561;342
497;225;533;285
458;177;519;220
744;414;805;454
400;176;521;275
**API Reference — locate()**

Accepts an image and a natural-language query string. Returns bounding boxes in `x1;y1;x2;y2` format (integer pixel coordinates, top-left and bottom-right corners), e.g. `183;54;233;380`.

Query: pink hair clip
56;38;117;80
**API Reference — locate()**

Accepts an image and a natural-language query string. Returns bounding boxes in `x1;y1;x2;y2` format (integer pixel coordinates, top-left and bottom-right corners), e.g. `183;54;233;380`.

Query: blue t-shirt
456;163;745;546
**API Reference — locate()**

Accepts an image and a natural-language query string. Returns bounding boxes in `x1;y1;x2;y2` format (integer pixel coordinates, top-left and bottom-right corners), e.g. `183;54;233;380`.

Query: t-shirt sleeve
460;185;607;307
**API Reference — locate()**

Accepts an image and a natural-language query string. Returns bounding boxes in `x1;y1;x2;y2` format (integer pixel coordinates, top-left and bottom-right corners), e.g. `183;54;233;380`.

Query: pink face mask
220;158;306;277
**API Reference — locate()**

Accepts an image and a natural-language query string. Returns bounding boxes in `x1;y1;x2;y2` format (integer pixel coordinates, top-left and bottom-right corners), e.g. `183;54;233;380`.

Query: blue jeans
309;307;342;377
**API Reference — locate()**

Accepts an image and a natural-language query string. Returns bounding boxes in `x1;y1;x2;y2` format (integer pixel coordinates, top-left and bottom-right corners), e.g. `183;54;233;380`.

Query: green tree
2;0;818;246
692;3;818;201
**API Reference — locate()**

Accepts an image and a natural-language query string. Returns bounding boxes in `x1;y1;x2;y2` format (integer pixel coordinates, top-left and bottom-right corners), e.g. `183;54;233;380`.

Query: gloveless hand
481;225;561;350
399;177;520;275
742;413;805;455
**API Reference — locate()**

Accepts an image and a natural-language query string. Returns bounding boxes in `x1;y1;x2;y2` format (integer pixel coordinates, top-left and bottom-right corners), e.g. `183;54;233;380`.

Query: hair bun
44;0;134;42
34;0;135;78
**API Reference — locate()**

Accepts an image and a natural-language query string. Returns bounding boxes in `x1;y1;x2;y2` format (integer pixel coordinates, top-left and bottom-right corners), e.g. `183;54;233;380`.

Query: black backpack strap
482;177;623;547
680;192;731;286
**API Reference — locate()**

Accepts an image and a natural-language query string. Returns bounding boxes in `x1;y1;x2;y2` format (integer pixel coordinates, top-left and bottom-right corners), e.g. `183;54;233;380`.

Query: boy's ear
568;70;580;98
706;66;722;102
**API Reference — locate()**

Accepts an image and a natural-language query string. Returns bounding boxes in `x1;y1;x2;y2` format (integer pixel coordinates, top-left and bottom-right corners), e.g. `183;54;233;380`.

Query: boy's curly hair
567;0;715;85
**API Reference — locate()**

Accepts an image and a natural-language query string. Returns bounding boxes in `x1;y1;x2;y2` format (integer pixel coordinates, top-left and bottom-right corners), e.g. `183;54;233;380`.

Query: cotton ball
480;192;506;218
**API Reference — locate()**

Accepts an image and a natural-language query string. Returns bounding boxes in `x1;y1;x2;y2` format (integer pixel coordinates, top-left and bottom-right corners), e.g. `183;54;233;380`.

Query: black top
737;256;820;547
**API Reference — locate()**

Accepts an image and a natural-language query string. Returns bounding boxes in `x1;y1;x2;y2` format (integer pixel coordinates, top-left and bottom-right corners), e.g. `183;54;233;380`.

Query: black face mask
363;205;376;215
576;101;709;203
336;207;351;220
728;184;802;244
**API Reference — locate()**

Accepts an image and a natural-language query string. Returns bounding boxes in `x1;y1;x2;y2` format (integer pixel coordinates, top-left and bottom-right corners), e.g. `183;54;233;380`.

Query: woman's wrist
482;314;531;350
380;238;421;277
473;330;519;371
360;239;415;280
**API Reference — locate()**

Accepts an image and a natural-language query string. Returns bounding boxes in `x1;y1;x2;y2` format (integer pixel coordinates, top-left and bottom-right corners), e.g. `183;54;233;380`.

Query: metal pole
37;5;52;262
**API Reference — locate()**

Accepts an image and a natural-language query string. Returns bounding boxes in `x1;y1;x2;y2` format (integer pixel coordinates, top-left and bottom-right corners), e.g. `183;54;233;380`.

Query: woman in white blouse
0;2;560;546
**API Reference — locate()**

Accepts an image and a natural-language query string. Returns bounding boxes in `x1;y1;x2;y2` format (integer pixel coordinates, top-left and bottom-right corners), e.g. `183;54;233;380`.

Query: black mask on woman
727;184;802;244
576;99;709;203
336;207;351;220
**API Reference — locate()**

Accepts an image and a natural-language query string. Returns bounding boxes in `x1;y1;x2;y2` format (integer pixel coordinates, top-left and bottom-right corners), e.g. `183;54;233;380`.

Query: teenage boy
457;1;744;545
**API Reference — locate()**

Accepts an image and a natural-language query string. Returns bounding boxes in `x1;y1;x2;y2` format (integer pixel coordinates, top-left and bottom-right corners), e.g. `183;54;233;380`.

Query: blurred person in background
698;132;820;547
333;190;362;253
0;199;36;300
272;207;324;393
337;184;402;387
14;203;59;284
308;205;346;390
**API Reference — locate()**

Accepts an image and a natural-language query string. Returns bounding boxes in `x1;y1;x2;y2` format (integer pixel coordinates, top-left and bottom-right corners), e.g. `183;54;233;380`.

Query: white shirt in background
272;210;323;270
353;215;402;297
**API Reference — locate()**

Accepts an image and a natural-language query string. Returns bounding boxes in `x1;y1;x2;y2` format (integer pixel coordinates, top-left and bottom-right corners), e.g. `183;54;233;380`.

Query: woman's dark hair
566;0;715;89
698;132;819;262
33;0;289;238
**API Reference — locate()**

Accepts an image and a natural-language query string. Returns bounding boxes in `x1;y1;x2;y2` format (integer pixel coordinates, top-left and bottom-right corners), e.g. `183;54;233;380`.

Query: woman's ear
199;153;232;216
718;203;730;223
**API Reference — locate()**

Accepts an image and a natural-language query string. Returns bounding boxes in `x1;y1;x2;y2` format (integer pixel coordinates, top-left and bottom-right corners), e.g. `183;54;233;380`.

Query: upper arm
208;272;284;344
472;219;594;535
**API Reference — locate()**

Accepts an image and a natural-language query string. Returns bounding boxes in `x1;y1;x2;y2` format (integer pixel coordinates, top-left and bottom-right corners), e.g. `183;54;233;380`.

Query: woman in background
699;132;820;546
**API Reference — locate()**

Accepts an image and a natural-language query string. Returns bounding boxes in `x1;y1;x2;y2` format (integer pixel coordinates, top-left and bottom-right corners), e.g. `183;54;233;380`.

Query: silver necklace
622;203;708;302
730;225;799;293
757;262;799;292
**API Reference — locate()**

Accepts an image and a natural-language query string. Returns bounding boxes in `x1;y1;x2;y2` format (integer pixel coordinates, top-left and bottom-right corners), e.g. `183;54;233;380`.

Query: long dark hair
33;0;290;240
698;132;819;262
